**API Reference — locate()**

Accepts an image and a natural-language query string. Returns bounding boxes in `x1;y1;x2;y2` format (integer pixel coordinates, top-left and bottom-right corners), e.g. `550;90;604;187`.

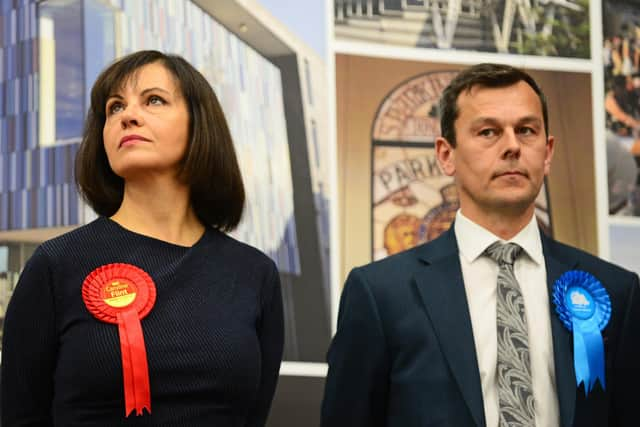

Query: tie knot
485;242;522;266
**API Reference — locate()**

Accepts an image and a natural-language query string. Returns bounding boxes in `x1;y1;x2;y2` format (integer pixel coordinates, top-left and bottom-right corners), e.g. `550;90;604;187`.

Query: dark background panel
267;375;325;427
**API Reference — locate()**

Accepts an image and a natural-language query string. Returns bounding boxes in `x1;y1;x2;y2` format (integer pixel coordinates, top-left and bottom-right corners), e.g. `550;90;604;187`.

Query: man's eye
479;128;496;137
518;127;536;135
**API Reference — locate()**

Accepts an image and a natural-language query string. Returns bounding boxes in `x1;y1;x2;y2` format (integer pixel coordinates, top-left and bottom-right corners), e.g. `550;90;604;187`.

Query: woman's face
102;61;190;182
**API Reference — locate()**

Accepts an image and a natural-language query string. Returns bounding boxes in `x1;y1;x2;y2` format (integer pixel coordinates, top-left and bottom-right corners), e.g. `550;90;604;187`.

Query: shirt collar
454;209;544;265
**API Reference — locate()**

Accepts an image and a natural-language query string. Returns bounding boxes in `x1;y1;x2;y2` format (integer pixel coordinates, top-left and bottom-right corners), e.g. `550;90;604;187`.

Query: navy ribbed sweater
1;217;284;426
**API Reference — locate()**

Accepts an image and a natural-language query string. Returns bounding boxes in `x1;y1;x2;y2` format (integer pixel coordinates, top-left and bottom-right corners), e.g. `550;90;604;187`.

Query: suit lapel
542;234;577;427
413;229;486;427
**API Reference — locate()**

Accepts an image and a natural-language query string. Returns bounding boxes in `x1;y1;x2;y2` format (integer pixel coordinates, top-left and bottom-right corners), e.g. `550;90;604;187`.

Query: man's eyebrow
516;115;543;125
469;117;501;127
469;116;543;127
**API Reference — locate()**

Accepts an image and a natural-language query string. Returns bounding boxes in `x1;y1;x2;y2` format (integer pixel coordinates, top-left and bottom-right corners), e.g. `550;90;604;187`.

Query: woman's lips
119;135;150;148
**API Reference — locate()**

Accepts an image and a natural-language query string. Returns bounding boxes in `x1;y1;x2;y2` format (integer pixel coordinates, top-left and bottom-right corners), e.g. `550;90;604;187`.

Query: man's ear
436;137;456;177
544;135;555;176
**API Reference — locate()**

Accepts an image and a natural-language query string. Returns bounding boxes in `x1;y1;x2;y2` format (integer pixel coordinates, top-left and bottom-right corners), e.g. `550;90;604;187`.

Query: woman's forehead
106;62;181;96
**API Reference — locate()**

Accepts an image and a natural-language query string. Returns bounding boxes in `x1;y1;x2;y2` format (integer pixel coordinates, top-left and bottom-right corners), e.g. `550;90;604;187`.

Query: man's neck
459;205;536;241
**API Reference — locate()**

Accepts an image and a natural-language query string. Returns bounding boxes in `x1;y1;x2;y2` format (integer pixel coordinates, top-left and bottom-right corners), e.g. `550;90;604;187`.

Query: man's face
436;81;554;219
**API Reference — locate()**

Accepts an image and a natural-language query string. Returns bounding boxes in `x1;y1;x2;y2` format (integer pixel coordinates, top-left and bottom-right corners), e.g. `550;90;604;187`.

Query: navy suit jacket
321;227;640;427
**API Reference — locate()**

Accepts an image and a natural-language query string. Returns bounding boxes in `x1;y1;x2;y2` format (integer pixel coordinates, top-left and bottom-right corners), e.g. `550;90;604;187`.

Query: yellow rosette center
102;280;138;308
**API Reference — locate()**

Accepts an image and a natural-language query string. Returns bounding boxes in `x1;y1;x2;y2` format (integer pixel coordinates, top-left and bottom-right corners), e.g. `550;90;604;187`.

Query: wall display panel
337;54;596;283
0;0;299;272
39;0;86;145
609;222;640;274
0;0;333;362
0;245;10;345
602;0;640;218
0;241;36;347
373;143;456;259
334;0;590;58
0;1;297;252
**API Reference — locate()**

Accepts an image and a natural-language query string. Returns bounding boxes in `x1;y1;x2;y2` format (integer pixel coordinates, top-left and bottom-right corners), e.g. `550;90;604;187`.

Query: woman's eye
107;102;124;115
148;95;165;105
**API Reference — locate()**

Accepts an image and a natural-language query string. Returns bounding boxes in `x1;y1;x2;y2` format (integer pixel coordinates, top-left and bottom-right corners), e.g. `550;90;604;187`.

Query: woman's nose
119;104;143;128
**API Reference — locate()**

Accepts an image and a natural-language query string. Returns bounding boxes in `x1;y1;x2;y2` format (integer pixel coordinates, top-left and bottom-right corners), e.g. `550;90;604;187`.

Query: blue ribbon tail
573;328;589;391
573;319;606;395
584;329;605;392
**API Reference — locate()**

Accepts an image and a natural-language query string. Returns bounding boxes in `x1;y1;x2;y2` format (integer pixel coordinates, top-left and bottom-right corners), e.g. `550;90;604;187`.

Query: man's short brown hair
439;63;549;147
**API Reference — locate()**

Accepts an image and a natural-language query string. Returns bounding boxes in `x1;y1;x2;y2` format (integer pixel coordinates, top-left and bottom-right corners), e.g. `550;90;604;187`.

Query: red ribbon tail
118;314;135;417
118;310;152;416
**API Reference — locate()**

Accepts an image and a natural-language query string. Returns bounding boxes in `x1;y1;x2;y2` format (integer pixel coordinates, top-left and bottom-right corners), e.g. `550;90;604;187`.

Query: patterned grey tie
485;242;535;427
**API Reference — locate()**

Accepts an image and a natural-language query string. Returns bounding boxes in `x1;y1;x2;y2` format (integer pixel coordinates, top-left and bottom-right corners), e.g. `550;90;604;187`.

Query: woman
1;50;284;426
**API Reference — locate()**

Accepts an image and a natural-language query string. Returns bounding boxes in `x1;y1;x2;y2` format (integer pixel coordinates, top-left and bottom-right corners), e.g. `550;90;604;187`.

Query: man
322;64;640;427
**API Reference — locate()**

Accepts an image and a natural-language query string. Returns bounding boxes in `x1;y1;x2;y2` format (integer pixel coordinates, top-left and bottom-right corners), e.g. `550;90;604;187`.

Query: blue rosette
553;270;611;394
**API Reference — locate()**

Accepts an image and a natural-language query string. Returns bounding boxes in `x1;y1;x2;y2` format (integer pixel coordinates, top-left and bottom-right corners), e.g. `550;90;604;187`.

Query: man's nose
501;129;521;158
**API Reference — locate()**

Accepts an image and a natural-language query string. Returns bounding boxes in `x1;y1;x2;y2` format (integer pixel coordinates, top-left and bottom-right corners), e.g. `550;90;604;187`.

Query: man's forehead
460;80;536;98
455;81;543;115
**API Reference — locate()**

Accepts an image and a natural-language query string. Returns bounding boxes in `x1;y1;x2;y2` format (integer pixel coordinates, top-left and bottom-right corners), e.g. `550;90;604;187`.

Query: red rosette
82;263;156;417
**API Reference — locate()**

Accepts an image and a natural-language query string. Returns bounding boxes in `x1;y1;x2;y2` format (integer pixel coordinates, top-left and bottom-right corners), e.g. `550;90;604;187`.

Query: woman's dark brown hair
75;50;245;231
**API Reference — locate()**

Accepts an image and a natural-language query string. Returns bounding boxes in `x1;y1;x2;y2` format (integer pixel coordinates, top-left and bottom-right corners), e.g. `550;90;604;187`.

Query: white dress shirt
454;210;560;427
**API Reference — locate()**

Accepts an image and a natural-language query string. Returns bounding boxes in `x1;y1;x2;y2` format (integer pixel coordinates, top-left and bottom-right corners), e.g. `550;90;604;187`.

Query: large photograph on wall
338;55;596;284
373;143;456;260
602;0;640;218
0;0;331;362
334;0;590;58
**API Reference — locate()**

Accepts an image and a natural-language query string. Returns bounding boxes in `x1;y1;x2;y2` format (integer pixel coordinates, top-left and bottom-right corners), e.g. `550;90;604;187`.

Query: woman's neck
110;178;205;247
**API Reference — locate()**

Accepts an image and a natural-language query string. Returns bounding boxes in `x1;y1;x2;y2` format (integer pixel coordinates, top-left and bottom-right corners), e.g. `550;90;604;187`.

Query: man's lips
119;135;151;148
493;169;528;179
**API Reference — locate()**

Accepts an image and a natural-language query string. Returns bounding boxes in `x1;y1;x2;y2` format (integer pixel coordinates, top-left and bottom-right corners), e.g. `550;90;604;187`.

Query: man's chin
490;195;537;214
